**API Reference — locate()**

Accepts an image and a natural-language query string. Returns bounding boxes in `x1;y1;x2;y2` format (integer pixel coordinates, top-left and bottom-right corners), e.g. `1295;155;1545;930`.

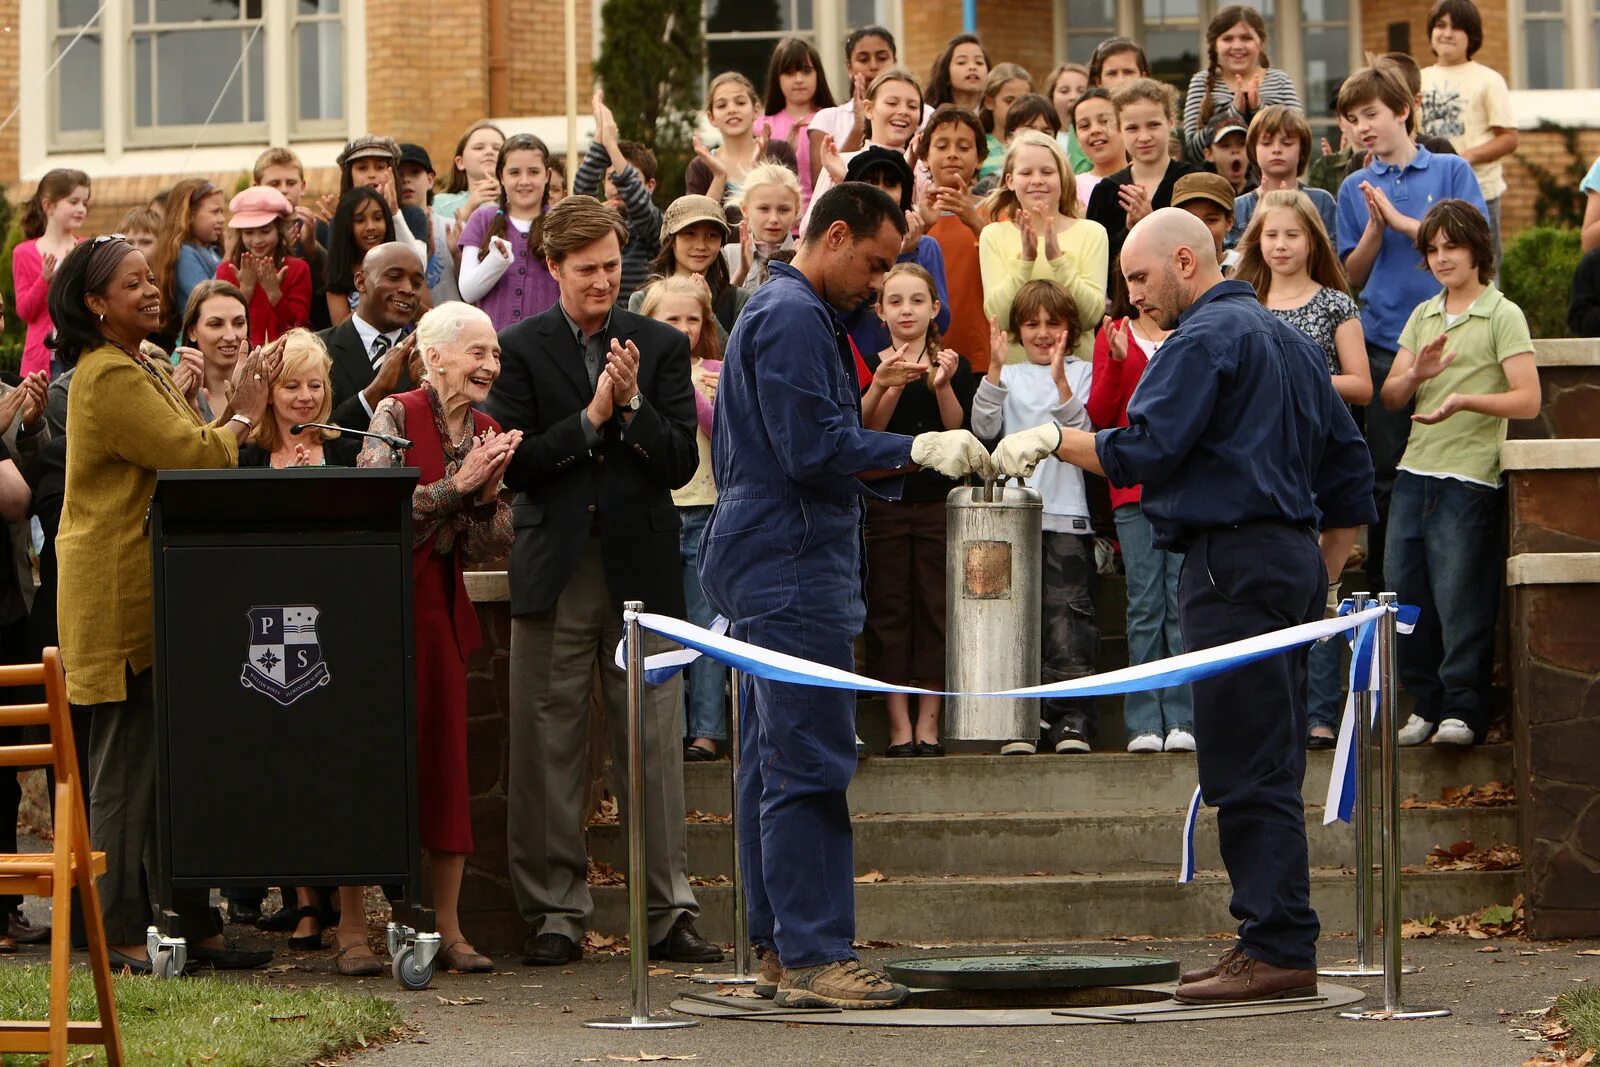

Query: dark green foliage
592;0;705;202
1514;122;1589;230
1500;225;1582;339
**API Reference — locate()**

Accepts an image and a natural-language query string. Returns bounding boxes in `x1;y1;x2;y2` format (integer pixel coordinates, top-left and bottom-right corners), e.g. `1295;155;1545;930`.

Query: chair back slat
0;704;50;730
0;664;45;688
0;744;57;768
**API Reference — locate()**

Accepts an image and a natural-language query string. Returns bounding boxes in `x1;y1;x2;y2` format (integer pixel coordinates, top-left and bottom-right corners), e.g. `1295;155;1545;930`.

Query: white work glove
993;423;1064;478
910;429;993;480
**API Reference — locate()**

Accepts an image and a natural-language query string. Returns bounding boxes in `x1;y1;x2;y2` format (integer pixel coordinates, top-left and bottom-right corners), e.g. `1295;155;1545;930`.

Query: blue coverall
1096;281;1376;971
697;261;914;968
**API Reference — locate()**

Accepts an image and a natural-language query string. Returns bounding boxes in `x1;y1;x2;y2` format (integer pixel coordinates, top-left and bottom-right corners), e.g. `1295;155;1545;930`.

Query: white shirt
971;360;1096;532
351;312;402;418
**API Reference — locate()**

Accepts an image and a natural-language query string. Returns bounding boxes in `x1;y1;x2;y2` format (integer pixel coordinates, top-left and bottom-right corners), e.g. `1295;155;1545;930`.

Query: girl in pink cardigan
12;168;90;376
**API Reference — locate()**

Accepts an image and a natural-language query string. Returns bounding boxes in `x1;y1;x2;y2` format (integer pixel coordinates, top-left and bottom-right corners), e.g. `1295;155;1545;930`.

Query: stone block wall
1509;559;1600;939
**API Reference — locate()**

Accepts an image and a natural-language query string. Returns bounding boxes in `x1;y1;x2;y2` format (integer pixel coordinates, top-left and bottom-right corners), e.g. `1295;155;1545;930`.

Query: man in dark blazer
487;195;721;968
320;242;420;430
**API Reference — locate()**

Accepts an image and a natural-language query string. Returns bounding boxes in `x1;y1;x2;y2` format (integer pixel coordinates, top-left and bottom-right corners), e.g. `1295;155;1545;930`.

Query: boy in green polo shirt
1378;199;1539;749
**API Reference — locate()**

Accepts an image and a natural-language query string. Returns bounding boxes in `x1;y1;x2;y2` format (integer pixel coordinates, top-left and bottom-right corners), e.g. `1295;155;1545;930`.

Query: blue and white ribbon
615;601;1412;885
1322;598;1419;827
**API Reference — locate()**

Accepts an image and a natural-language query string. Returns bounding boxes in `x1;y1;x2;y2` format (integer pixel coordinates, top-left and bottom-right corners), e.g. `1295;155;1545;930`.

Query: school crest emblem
241;606;331;706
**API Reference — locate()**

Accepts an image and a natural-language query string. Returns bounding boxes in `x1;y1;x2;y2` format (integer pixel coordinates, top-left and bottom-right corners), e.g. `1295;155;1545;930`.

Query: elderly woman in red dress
337;302;521;975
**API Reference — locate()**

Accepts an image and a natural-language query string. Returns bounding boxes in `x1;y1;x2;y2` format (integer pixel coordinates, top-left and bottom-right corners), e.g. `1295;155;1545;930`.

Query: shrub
1500;225;1583;339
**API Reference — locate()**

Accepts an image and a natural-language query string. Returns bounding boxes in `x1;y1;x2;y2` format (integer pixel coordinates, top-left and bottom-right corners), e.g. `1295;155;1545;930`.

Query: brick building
1;0;1596;235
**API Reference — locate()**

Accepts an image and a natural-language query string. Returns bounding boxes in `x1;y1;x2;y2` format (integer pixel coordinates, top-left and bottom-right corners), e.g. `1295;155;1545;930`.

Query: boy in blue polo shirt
1335;60;1485;590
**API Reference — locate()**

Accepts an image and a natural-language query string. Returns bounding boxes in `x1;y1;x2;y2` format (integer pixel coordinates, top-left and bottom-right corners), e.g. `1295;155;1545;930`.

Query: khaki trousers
506;537;699;944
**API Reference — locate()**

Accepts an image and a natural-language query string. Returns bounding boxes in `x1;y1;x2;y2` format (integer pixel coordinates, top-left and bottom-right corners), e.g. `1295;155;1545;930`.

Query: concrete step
588;804;1518;879
590;868;1519;945
682;745;1513;816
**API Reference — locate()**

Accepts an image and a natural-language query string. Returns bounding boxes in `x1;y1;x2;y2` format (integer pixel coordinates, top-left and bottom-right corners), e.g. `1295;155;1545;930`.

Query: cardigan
56;344;240;704
215;256;313;345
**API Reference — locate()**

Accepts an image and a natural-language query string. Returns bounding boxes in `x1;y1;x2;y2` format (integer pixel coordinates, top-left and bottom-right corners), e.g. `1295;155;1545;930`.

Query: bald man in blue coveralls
996;208;1377;1004
698;183;990;1011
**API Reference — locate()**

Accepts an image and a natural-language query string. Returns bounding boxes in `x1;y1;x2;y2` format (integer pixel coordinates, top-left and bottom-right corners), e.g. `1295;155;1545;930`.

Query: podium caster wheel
393;945;434;991
152;947;182;979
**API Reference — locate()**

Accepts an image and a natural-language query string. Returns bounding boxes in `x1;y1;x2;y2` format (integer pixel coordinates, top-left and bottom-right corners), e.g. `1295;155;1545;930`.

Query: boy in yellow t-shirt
1418;0;1519;262
1378;199;1538;750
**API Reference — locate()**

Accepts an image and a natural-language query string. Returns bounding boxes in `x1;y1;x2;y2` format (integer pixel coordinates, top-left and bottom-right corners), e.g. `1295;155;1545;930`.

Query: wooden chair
0;648;123;1065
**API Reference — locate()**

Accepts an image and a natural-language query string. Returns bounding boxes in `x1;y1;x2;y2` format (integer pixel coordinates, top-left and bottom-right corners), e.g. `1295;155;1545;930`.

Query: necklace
1270;279;1319;306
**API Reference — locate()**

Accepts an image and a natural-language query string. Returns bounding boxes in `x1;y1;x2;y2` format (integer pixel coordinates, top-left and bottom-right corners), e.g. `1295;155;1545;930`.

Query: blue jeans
1383;472;1504;737
678;506;726;741
1114;504;1193;736
1362;345;1412;592
1307;635;1345;731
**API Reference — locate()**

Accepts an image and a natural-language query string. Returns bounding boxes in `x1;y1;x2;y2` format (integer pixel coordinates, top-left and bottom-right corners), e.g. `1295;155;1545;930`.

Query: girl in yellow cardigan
978;130;1108;362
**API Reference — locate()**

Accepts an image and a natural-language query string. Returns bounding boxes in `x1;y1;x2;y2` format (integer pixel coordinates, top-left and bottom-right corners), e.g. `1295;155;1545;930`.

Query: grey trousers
80;668;219;944
506;538;699;945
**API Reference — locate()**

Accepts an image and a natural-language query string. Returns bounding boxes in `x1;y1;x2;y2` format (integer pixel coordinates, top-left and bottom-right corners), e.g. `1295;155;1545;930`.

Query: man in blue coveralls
995;209;1377;1004
698;183;991;1010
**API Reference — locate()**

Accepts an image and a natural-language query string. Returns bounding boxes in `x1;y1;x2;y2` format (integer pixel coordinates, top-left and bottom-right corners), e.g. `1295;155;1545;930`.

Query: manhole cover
885;953;1180;991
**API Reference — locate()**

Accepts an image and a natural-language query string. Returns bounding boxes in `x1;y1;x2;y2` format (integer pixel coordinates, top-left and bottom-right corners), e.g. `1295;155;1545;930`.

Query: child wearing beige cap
627;195;748;346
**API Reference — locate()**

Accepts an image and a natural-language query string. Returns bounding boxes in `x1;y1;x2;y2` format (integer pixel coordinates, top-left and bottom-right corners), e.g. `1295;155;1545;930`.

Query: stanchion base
1337;1006;1452;1021
1318;965;1418;978
689;974;758;985
583;1014;699;1030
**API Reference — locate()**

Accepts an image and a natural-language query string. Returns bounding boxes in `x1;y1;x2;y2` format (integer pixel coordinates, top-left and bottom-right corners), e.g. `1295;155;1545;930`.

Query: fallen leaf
434;995;486;1006
560;1005;573;1014
605;1053;698;1062
1401;920;1438;939
717;986;760;998
648;968;672;977
267;1013;308;1023
854;869;888;884
587;859;625;886
1576;949;1600;957
1478;946;1502;953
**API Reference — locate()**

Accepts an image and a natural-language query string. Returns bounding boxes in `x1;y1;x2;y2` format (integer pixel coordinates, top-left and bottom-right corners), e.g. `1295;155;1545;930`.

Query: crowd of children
7;0;1579;762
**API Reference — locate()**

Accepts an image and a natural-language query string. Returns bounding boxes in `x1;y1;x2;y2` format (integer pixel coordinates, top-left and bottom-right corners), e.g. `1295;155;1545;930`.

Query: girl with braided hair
1181;5;1302;158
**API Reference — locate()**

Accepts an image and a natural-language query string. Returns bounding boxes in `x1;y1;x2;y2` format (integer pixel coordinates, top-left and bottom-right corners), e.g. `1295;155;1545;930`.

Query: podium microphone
291;422;413;451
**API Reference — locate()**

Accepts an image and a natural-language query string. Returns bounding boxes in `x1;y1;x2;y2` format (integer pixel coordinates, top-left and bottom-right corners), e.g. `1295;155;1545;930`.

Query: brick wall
902;2;966;90
510;0;596;117
901;0;1059;99
366;0;492;176
1501;127;1600;237
1360;0;1511;79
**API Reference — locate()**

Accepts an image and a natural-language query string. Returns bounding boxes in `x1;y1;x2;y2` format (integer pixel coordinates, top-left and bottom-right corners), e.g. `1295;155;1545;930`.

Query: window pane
1144;0;1200;22
297;20;344;122
134;27;263;127
150;0;246;21
706;0;807;34
844;0;883;27
1524;20;1566;88
1068;0;1115;25
298;0;340;12
56;0;100;26
1145;29;1202;92
55;33;101;132
1067;35;1104;63
708;37;790;90
1303;24;1349;115
1303;0;1348;23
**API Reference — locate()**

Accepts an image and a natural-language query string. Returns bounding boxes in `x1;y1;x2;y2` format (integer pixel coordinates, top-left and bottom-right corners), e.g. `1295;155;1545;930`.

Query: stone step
681;745;1513;817
587;804;1518;879
590;868;1520;945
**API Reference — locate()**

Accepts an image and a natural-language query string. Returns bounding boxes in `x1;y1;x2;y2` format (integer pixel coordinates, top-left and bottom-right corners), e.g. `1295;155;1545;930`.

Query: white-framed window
1066;0;1118;64
1301;0;1351;116
43;0;348;155
704;0;817;96
1511;0;1600;88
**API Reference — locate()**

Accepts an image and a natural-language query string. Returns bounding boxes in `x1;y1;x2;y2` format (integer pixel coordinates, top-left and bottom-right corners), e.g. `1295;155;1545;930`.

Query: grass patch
0;963;403;1065
1560;985;1600;1057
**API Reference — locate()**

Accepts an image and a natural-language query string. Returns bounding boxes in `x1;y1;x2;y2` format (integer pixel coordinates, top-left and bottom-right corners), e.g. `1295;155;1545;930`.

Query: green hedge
1500;225;1582;339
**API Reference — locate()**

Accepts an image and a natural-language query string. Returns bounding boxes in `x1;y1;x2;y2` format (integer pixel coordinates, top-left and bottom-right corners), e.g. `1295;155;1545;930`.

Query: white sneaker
1164;727;1196;752
1000;740;1037;755
1126;733;1163;753
1431;718;1477;748
1396;714;1434;747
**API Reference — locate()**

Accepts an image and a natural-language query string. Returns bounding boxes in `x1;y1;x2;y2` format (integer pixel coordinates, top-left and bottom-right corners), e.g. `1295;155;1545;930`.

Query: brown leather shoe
1180;946;1242;985
438;940;494;973
1174;953;1317;1004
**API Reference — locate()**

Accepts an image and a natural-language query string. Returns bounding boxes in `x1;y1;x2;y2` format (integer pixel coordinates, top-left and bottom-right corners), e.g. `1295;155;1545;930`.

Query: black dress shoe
884;742;916;757
189;942;274;970
226;903;263;927
522;930;582;967
648;914;725;964
914;741;945;757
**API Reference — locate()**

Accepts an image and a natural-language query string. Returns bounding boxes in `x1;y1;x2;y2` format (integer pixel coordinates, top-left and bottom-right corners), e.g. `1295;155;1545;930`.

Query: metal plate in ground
670;981;1365;1027
884;953;1180;990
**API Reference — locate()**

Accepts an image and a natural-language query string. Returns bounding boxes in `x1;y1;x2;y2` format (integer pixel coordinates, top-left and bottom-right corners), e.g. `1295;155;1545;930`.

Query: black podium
149;467;440;987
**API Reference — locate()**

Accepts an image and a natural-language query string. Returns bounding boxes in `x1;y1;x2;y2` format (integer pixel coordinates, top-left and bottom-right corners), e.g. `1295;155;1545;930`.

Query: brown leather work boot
774;959;910;1009
1174;952;1317;1004
753;948;782;999
1180;946;1242;985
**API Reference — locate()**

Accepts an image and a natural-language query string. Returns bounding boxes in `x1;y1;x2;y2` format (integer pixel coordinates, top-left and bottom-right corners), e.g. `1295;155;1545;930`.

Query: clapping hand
313;193;338;226
228;336;284;424
606;339;641;409
1017;209;1039;260
1411;333;1456;381
818;134;847;184
986;316;1009;383
39;251;59;283
451;427;522;499
693;131;726;177
171;346;207;402
1106;317;1132;362
1118;181;1153;225
15;372;47;429
931;347;959;391
1048;330;1071;395
0;382;31;435
875;341;926;389
699;365;720;403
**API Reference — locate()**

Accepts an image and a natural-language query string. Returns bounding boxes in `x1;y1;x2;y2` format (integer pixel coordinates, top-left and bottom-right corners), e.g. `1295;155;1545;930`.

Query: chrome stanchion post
1322;593;1383;979
586;602;697;1030
691;666;755;984
1340;592;1448;1021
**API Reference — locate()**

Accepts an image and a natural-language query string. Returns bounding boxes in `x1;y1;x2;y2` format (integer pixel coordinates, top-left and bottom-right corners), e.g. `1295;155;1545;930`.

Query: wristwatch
625;393;642;412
